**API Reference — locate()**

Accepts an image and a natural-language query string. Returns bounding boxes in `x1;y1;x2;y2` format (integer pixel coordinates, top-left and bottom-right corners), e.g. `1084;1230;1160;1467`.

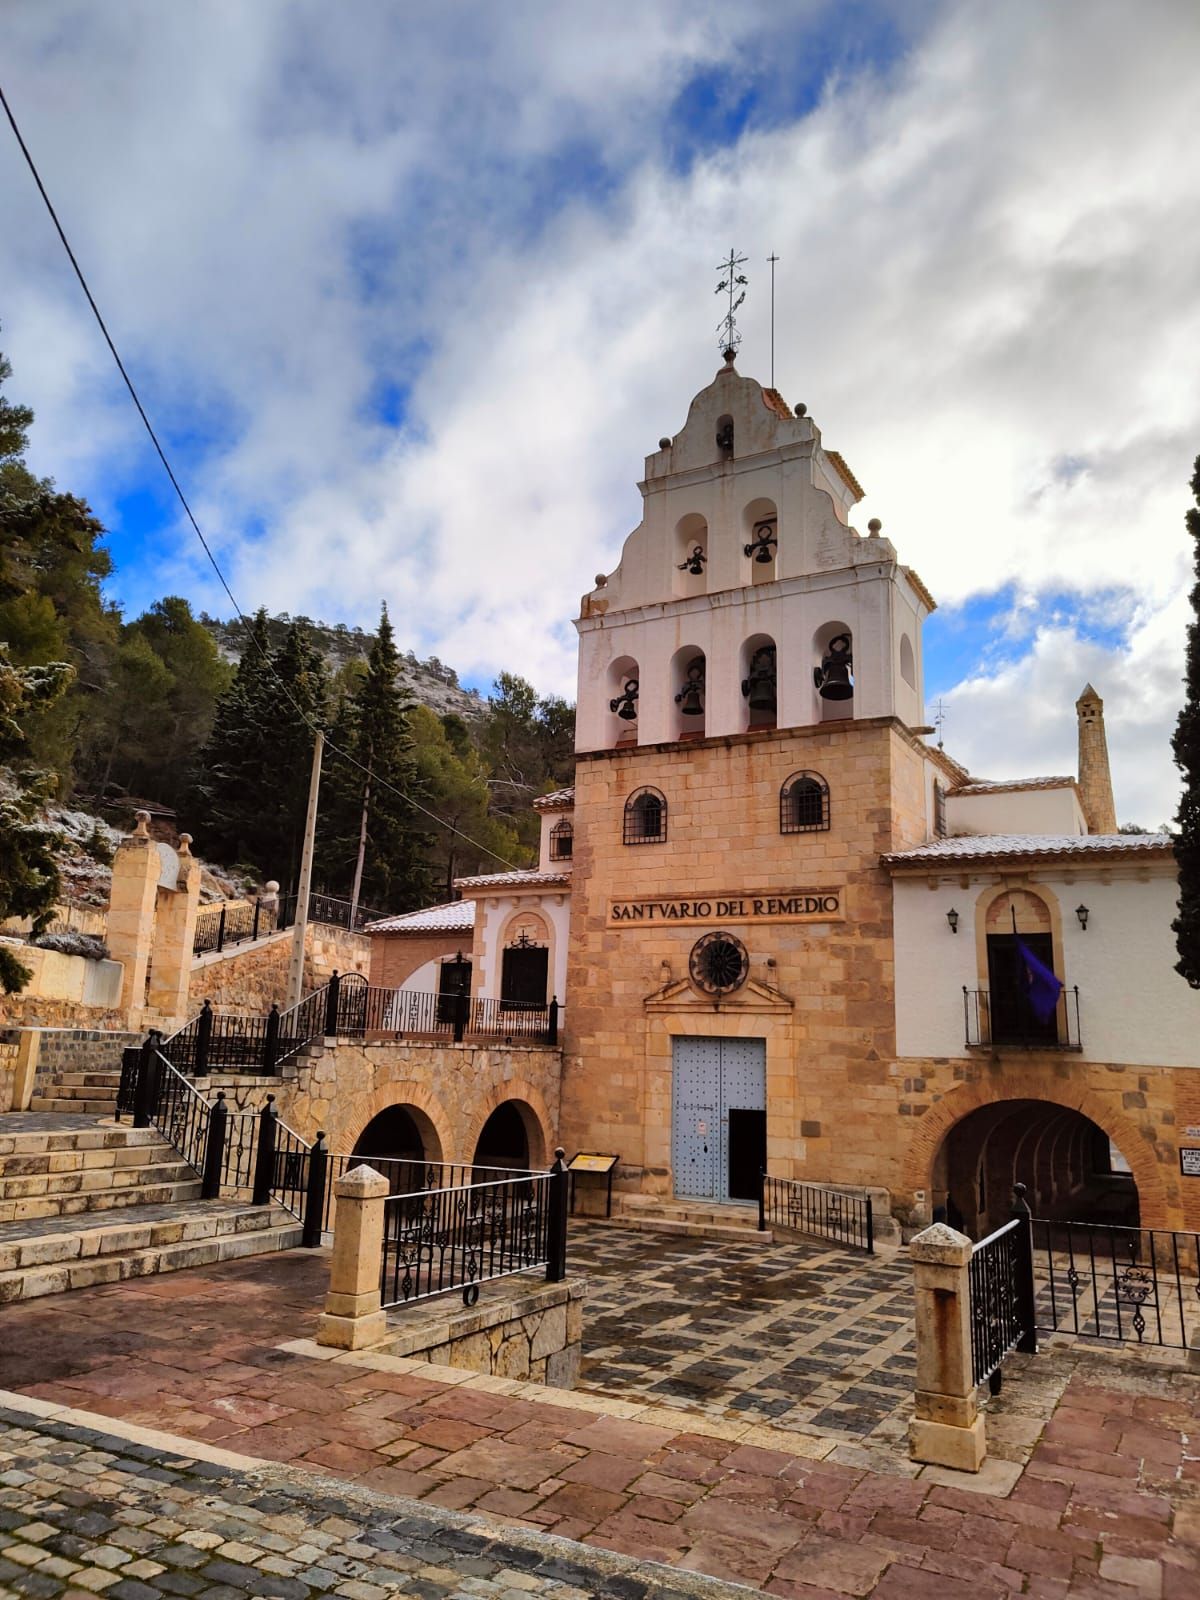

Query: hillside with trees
0;340;574;921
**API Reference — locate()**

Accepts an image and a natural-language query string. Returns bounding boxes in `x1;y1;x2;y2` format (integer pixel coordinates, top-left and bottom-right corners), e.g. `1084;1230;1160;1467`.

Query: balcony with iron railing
963;986;1082;1052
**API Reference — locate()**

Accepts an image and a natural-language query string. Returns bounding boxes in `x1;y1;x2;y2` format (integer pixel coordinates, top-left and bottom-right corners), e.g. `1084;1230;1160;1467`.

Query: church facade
370;354;1200;1235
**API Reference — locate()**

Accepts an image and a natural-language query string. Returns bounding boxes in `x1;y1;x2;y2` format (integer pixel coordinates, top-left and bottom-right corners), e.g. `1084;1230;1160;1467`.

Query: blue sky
2;0;1198;822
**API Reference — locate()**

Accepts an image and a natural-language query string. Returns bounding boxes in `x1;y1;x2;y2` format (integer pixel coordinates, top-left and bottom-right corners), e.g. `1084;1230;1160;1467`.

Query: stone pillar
908;1221;986;1472
147;834;202;1026
106;811;160;1022
317;1164;389;1351
1076;683;1117;835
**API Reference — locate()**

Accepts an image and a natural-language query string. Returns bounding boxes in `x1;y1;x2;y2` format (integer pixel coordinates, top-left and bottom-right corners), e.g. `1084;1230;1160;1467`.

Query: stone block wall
190;924;370;1018
378;1278;585;1387
0;1036;20;1114
370;933;461;990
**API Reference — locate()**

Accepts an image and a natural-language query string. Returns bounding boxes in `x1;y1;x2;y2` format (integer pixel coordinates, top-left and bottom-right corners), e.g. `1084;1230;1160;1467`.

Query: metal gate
671;1037;765;1203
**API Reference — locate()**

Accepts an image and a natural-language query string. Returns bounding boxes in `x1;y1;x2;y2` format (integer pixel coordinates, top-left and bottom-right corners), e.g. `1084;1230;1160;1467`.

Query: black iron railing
759;1174;874;1252
193;899;280;956
968;1206;1037;1389
1033;1217;1200;1349
277;890;388;933
327;980;559;1046
322;1154;531;1233
380;1153;568;1310
963;987;1082;1051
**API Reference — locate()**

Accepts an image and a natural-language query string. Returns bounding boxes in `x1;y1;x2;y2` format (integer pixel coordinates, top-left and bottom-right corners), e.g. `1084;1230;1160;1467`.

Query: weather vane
715;248;748;356
934;698;947;749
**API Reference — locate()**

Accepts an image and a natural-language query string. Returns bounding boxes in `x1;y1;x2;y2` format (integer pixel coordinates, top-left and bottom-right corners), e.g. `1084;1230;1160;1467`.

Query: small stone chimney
1076;683;1117;835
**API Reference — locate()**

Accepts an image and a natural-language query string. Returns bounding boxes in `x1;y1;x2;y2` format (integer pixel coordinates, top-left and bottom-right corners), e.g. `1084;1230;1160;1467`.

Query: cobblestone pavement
2;1244;1199;1593
0;1408;742;1600
571;1229;915;1442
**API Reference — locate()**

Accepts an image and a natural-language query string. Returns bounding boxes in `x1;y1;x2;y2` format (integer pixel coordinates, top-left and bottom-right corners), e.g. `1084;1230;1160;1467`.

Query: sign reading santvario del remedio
607;890;842;927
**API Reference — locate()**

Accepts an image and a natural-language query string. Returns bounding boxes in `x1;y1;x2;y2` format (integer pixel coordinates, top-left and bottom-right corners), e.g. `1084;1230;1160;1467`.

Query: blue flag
1016;938;1063;1025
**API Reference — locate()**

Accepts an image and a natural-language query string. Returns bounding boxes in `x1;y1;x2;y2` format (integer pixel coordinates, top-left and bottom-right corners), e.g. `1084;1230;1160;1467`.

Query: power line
0;80;524;873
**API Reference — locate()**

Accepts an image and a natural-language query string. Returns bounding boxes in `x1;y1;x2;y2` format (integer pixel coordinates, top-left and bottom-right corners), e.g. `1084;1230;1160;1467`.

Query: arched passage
932;1097;1139;1238
351;1102;443;1193
471;1098;547;1173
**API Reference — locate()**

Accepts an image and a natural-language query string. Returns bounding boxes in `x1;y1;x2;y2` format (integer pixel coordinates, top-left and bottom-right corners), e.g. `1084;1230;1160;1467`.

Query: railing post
324;971;341;1036
252;1094;279;1206
252;899;261;942
547;996;559;1045
262;1004;280;1074
194;999;213;1077
453;988;468;1044
908;1223;986;1472
132;1034;156;1128
302;1133;329;1249
317;1164;390;1350
201;1091;228;1200
758;1170;766;1232
1010;1183;1039;1354
216;903;227;953
546;1147;569;1283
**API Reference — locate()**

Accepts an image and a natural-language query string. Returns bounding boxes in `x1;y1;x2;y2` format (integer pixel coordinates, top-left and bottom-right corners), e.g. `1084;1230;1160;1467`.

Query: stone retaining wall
377;1278;585;1387
190;924;370;1018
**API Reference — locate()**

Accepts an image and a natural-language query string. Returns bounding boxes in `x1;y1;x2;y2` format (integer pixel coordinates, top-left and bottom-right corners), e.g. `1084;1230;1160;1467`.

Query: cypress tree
1173;456;1200;986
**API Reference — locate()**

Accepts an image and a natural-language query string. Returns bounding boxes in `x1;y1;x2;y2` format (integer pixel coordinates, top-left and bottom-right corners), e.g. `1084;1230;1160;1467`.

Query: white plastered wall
475;892;571;1005
893;870;1199;1067
945;788;1087;838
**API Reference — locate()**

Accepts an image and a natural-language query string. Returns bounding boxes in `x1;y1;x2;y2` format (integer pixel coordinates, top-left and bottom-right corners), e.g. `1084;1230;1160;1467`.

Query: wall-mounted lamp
1075;904;1090;931
946;908;959;934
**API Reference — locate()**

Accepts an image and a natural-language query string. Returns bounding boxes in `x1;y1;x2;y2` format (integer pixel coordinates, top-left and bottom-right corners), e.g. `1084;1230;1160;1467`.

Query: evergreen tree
268;620;331;892
1173;455;1200;986
195;609;275;865
409;705;526;895
0;648;73;993
319;605;431;913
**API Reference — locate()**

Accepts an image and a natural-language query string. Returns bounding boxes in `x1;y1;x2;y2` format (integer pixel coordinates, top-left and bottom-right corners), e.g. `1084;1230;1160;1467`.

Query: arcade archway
351;1102;443;1191
933;1097;1138;1237
471;1099;543;1172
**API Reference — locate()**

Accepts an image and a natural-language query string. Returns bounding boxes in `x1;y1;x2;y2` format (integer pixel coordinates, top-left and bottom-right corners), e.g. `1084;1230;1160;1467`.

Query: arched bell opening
739;633;778;731
673;513;709;598
812;620;854;722
742;497;778;586
471;1100;544;1173
351;1103;444;1194
670;646;706;741
931;1098;1139;1240
605;654;640;749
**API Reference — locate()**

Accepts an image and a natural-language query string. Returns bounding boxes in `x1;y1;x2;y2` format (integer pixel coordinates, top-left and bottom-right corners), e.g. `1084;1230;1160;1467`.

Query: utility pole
286;730;323;1012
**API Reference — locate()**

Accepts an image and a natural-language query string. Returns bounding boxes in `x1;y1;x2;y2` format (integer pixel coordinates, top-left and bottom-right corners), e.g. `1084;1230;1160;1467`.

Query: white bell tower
574;352;935;753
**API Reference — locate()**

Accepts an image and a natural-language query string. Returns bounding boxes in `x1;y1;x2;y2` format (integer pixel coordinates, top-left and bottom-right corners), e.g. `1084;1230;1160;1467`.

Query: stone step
30;1080;120;1102
0;1175;203;1224
0;1140;173;1179
0;1120;162;1157
0;1156;194;1203
0;1199;303;1299
594;1213;773;1243
28;1097;119;1115
616;1195;767;1227
34;1071;123;1088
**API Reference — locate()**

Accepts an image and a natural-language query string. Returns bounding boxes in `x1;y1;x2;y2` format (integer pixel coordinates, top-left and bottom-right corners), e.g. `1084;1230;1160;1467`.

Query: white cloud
1;0;1197;816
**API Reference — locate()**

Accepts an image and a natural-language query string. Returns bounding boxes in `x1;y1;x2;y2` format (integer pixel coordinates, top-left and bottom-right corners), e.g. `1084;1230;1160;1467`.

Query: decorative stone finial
659;436;672;449
794;403;807;417
594;573;608;589
334;1162;389;1200
867;518;882;537
178;832;193;856
132;810;151;839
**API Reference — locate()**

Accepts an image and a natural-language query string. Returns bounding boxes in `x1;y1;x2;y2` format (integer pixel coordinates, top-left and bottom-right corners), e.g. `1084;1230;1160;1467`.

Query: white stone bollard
316;1163;390;1351
908;1221;986;1472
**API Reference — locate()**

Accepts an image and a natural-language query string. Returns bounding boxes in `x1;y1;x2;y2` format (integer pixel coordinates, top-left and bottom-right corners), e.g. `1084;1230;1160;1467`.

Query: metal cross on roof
715;248;748;356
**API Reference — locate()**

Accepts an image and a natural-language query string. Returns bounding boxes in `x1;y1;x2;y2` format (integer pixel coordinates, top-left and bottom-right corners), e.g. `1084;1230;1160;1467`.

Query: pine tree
320;606;431;914
0;649;73;993
1173;456;1200;986
195;609;274;864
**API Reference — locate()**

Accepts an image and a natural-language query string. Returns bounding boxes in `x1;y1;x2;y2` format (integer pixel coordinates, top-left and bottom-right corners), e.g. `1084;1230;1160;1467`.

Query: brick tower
1076;683;1118;835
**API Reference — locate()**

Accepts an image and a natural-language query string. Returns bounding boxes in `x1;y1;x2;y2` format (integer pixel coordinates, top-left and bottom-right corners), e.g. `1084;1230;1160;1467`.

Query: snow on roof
883;834;1173;868
453;868;572;891
365;899;476;935
952;776;1078;796
533;787;575;811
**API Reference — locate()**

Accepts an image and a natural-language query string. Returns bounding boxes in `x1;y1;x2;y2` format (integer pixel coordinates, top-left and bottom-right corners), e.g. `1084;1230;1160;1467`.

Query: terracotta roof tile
532;787;575;811
953;776;1078;796
453;869;571;891
825;449;864;501
883;833;1173;868
365;899;476;935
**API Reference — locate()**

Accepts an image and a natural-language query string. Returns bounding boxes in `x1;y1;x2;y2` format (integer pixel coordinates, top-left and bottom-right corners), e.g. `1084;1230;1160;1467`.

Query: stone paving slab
1;1246;1198;1593
0;1407;744;1600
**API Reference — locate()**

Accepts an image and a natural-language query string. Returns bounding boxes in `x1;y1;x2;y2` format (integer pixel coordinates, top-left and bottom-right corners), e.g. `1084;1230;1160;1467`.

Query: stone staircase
0;1115;302;1303
28;1068;123;1117
607;1194;773;1242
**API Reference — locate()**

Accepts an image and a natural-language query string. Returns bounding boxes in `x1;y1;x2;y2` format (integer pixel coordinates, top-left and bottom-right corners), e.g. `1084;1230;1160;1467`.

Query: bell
609;678;639;720
675;660;706;716
741;647;777;713
814;633;854;700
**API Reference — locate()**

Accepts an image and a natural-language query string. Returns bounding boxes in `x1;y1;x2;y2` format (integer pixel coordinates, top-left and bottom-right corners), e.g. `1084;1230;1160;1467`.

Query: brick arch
903;1074;1169;1228
344;1079;456;1166
463;1077;555;1171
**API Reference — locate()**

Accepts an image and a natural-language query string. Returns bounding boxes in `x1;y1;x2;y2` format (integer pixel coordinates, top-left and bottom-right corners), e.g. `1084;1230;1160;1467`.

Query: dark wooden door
501;945;548;1008
986;932;1058;1045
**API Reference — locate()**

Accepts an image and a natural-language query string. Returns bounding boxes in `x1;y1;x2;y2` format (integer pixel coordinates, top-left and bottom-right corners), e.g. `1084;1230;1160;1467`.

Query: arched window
549;818;573;861
780;771;830;834
624;786;667;845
